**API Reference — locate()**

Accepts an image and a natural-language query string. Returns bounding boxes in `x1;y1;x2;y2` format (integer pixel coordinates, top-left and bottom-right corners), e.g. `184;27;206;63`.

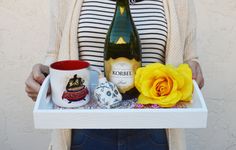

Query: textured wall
0;0;50;149
186;0;236;150
0;0;236;150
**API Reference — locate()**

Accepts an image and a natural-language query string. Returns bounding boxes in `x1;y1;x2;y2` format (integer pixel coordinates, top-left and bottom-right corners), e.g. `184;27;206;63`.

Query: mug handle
88;66;103;78
35;75;51;106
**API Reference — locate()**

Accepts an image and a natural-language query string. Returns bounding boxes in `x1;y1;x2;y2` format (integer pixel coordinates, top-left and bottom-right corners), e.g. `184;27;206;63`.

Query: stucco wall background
0;0;235;150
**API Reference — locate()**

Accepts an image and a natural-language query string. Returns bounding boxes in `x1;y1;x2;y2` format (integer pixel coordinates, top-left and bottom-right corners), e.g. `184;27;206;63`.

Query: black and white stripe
78;0;168;72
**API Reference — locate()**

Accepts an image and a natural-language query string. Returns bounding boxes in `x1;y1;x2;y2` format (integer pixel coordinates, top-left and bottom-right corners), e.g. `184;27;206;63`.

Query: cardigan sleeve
183;0;199;63
44;0;69;65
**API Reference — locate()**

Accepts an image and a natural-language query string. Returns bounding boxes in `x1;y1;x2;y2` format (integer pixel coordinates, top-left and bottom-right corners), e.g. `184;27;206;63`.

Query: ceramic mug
50;60;100;108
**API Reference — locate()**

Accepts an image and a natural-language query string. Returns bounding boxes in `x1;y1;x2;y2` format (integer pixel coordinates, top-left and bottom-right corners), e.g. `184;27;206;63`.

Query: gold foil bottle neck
119;6;125;15
116;37;126;44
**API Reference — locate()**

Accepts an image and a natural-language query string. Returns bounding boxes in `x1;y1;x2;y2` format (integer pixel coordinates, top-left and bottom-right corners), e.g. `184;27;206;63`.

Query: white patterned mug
50;60;99;108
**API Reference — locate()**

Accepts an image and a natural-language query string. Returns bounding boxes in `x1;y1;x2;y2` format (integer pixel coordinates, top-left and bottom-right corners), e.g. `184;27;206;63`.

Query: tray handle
34;76;51;111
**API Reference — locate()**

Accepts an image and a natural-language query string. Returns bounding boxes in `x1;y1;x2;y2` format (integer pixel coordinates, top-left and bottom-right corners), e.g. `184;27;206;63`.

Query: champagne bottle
104;0;141;100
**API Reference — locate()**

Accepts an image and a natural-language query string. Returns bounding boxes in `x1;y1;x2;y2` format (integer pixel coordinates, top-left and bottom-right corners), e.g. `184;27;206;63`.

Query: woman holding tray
25;0;204;150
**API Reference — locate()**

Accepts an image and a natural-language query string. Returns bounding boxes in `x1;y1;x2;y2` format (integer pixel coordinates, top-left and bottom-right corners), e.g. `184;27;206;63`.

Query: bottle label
105;57;141;93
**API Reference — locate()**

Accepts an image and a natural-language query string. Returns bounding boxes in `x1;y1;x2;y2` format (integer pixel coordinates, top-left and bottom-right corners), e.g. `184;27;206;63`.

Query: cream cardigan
45;0;198;150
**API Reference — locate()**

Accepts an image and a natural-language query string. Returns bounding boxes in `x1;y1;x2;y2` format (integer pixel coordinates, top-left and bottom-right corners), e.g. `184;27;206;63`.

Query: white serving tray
33;75;207;129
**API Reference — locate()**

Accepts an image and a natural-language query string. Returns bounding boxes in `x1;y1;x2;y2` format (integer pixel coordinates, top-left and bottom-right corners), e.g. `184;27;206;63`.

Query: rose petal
140;79;154;97
177;64;193;101
158;81;169;96
166;77;173;94
150;77;165;97
138;90;182;107
135;67;145;92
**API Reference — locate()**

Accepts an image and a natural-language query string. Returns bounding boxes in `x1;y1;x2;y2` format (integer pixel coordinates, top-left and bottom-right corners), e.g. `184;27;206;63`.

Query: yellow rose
135;63;193;107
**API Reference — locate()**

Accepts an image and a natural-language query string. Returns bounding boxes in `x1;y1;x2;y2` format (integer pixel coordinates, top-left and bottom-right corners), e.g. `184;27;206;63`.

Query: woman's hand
25;64;49;101
187;60;204;89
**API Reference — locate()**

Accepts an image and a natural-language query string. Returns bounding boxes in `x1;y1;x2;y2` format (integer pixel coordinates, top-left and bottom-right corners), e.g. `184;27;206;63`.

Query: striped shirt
78;0;168;72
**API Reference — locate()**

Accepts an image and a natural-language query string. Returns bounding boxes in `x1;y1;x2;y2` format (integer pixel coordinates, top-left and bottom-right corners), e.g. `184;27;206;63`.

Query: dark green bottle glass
104;0;141;100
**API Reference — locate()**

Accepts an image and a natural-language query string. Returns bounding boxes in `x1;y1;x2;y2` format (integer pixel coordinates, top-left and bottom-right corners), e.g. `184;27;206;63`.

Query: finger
27;93;37;101
27;91;38;97
25;74;41;93
25;84;39;95
25;85;33;94
190;62;197;80
32;64;46;84
40;64;49;75
26;88;39;97
196;66;204;89
199;77;204;89
187;61;196;80
198;68;204;89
